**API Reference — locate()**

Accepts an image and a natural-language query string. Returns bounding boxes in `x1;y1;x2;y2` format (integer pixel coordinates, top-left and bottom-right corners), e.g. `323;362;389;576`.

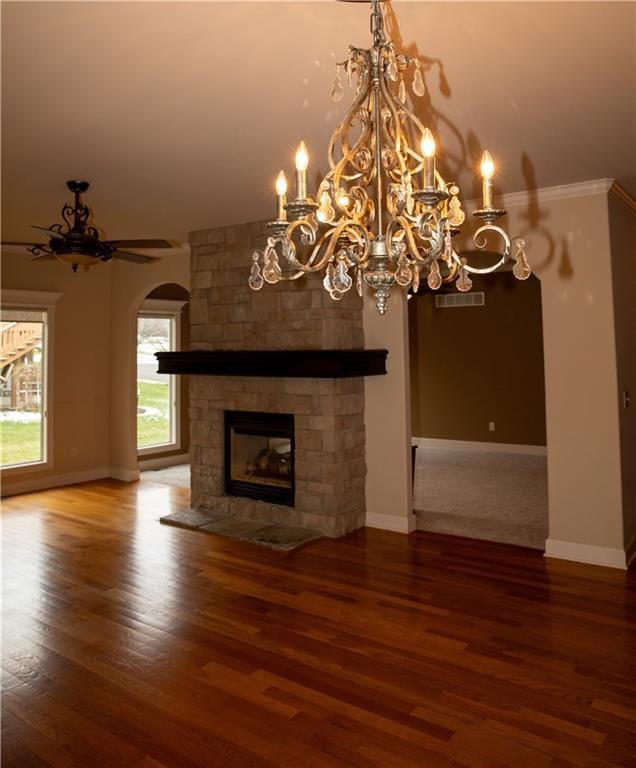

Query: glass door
137;314;176;451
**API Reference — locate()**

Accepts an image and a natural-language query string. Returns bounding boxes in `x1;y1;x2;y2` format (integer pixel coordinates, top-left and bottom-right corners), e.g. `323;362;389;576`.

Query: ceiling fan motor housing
1;179;173;270
51;232;113;263
67;180;90;194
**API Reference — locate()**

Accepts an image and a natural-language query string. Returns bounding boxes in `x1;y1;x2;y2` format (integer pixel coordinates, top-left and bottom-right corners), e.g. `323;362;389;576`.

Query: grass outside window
137;380;172;449
0;420;41;467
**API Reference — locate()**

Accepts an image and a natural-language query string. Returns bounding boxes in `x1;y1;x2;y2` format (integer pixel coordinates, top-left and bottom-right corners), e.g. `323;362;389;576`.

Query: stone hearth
184;221;374;538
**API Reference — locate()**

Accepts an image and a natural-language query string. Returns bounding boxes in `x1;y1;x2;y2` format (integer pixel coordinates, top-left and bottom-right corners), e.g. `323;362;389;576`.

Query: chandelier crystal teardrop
249;0;530;314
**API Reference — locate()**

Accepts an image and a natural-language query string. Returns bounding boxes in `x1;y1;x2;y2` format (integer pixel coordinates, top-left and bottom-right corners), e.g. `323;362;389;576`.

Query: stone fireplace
157;221;387;538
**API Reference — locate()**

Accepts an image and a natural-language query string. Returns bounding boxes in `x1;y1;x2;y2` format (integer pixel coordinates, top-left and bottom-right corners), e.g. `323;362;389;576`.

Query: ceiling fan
1;180;175;271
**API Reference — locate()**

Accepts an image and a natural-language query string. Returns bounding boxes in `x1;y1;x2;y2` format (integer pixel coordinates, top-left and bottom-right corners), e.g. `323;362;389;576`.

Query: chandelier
249;0;531;314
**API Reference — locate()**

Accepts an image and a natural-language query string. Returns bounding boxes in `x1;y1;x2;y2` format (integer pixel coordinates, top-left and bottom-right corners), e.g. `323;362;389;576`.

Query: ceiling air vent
434;292;485;309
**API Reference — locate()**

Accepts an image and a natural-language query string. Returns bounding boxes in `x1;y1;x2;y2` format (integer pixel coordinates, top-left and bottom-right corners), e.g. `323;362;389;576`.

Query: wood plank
2;478;635;767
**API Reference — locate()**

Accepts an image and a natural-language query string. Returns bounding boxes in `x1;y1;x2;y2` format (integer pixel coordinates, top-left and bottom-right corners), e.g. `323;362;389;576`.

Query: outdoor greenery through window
137;315;176;450
0;308;47;468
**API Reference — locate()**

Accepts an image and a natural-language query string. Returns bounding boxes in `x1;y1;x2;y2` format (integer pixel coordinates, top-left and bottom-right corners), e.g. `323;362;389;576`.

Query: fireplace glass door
224;411;294;506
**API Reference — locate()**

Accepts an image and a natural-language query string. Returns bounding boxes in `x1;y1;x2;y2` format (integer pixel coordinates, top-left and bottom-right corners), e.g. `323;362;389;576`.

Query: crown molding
504;178;614;208
466;178;628;211
608;181;636;215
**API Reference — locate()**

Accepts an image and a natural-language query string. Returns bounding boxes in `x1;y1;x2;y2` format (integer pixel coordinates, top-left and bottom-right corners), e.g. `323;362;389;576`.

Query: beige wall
364;291;415;533
466;189;625;561
1;250;190;494
409;272;546;446
512;191;624;558
608;193;636;555
1;254;112;490
365;182;632;566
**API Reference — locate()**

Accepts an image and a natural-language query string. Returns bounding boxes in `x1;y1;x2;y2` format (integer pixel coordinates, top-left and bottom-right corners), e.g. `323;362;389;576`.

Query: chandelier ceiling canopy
250;0;531;314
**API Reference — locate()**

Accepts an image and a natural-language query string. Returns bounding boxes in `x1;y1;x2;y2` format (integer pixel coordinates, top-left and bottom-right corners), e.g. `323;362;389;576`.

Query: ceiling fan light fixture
58;252;98;270
2;180;175;271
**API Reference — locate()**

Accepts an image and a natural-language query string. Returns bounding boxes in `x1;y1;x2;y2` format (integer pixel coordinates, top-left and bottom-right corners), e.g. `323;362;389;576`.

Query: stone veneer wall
188;221;366;537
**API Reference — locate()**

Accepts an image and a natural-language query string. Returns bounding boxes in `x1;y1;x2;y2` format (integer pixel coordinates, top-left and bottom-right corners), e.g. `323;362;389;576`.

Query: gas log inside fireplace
224;411;295;506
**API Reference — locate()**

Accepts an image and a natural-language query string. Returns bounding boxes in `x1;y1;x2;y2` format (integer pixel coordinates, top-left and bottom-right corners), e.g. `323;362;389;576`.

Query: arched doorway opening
136;282;190;488
408;271;548;549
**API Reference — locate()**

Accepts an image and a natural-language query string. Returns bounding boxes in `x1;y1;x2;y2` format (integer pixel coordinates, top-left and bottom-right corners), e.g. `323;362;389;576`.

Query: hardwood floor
2;479;635;767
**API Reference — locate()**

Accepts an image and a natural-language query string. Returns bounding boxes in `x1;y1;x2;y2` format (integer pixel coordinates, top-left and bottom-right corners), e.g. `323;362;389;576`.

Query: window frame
136;298;185;456
0;289;61;475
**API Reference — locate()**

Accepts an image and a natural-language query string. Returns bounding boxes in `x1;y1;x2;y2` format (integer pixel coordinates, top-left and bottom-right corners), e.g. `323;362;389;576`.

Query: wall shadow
382;3;571;281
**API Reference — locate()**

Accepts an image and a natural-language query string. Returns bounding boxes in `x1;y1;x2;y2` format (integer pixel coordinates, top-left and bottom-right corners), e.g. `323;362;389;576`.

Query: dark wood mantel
156;349;387;378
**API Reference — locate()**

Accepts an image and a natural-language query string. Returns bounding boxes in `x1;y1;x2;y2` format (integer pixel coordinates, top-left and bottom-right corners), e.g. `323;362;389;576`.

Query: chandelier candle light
249;0;531;314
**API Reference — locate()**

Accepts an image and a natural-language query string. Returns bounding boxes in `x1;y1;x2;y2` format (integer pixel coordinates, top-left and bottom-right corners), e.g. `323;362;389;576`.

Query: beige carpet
413;442;548;550
141;463;190;489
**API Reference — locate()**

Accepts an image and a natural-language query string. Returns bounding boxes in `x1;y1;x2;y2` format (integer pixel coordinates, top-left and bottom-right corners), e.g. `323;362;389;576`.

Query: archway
135;283;190;485
408;271;548;549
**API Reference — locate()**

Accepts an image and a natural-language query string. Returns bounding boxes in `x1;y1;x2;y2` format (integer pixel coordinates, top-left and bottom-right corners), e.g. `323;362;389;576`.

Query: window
0;307;48;469
137;301;183;453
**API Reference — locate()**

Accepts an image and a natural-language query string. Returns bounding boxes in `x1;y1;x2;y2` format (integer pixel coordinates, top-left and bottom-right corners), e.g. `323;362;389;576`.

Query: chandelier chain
370;0;386;47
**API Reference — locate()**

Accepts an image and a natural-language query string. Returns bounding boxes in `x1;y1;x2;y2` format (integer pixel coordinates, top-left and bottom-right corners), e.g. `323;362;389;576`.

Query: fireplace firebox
224;411;295;506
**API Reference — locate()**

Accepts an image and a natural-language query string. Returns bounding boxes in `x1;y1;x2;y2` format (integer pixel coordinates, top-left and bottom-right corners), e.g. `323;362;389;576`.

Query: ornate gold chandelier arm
283;218;370;275
327;51;372;180
378;84;411;186
387;216;432;266
378;62;427;180
328;120;374;197
453;224;511;274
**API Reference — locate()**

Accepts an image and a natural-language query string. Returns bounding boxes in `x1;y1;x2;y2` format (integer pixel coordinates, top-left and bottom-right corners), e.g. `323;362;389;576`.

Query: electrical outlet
70;447;78;458
489;422;496;432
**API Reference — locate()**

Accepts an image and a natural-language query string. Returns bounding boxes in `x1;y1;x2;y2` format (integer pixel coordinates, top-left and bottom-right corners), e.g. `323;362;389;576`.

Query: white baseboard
109;467;140;482
366;512;416;534
138;453;189;471
545;538;628;569
412;437;547;456
1;466;140;496
1;467;111;497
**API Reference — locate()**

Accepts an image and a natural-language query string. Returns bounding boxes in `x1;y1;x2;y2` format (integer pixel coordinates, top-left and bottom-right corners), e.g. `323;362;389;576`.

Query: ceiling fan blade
105;238;173;249
1;241;46;247
31;253;57;262
31;225;66;240
110;250;159;264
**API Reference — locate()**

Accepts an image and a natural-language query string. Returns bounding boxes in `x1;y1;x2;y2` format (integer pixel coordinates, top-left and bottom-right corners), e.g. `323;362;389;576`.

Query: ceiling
2;1;635;246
